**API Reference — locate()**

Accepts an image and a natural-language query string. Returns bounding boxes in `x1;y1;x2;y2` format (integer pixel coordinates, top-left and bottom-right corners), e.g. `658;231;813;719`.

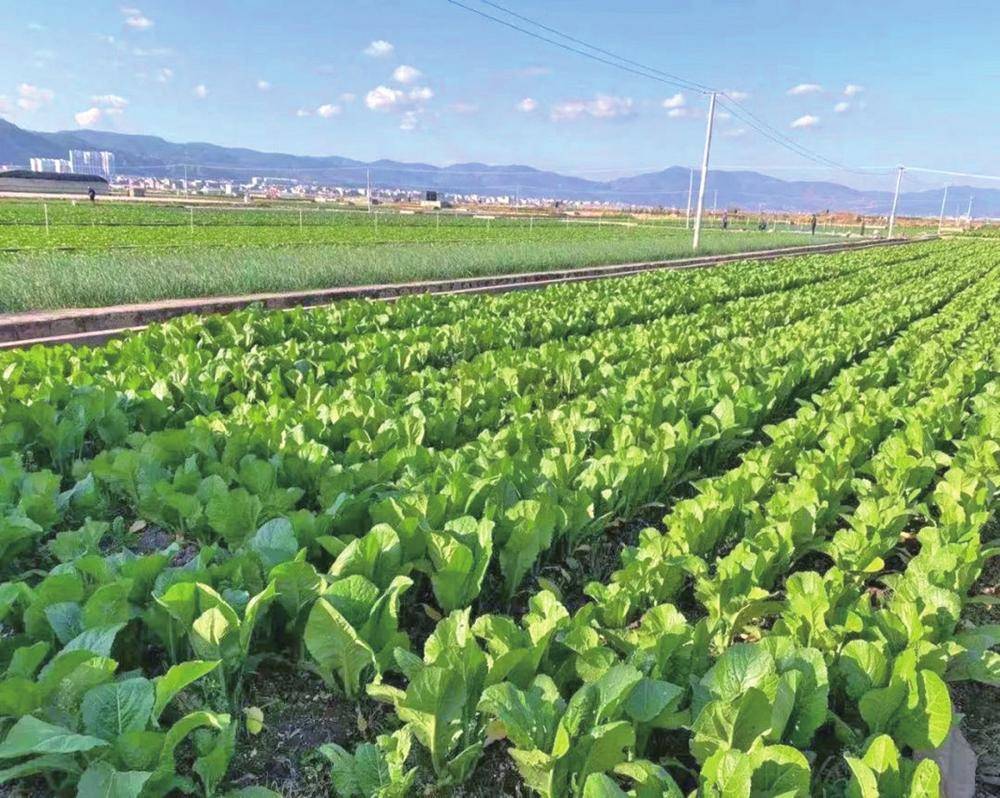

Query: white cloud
834;101;850;113
844;83;865;97
122;7;153;29
192;84;208;99
365;85;406;110
317;103;341;118
516;97;538;113
92;94;128;109
392;65;421;84
661;92;686;110
295;109;312;117
551;94;634;121
155;67;173;83
27;22;46;31
256;79;271;91
450;101;478;114
0;96;11;115
787;83;823;95
667;107;688;118
365;80;434;126
791;114;820;128
340;92;356;103
400;111;420;131
723;89;750;101
516;65;551;77
16;83;54;111
724;127;748;138
132;46;173;57
75;107;102;127
364;40;394;58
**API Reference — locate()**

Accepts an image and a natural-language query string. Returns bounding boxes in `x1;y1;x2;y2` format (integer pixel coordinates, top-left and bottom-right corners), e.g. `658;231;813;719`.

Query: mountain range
1;118;995;217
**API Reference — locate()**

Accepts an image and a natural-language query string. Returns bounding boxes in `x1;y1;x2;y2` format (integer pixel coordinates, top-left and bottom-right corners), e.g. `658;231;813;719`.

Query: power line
449;0;879;176
904;166;1000;182
446;0;706;93
476;0;714;94
716;96;883;175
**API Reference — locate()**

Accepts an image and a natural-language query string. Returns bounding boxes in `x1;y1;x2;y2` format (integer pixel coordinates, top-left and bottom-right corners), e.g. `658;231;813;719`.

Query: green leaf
749;745;811;797
844;755;880;798
582;773;628;798
0;753;81;784
206;487;262;546
624;678;684;724
77;761;151;798
894;669;952;750
82;582;133;629
249;518;299;571
906;759;942;797
699;643;776;706
193;720;236;796
44;601;83;644
395;665;466;777
60;622;125;658
318;742;361;797
304;597;375;698
152;660;220;720
82;677;156;741
0;715;108;758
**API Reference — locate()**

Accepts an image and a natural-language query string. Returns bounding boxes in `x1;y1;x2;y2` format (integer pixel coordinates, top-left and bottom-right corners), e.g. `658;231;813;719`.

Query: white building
69;150;116;180
29;157;72;173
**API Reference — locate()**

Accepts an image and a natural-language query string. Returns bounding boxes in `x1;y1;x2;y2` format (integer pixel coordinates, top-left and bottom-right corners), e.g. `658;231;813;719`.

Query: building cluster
27;150;116;181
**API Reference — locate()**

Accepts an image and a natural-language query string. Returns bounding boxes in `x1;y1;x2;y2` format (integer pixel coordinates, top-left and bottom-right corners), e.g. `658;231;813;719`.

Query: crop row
356;264;1000;795
0;240;996;796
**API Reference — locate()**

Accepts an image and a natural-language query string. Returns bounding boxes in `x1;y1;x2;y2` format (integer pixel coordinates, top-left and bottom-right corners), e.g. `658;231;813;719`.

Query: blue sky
2;0;998;190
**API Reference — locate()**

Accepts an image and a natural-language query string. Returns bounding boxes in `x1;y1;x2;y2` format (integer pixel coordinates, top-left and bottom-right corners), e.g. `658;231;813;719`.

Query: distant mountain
1;120;997;216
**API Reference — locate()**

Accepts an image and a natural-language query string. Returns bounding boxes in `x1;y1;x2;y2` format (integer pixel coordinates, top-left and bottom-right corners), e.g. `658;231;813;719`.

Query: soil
449;743;527;797
225;661;391;797
952;516;1000;797
131;523;174;554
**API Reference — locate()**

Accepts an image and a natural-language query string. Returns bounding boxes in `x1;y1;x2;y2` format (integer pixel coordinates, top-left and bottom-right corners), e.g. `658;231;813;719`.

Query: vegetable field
0;200;840;313
0;238;997;797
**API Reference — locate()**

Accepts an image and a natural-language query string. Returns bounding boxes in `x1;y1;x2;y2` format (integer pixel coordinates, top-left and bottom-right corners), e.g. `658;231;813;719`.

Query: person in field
810;214;818;235
88;187;96;203
721;211;729;230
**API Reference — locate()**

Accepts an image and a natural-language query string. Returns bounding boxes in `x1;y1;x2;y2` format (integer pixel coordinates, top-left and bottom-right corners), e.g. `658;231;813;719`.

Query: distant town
0;148;624;212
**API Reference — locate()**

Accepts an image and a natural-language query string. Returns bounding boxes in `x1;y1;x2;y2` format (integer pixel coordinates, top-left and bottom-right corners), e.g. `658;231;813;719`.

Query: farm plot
0;238;996;797
0;200;839;313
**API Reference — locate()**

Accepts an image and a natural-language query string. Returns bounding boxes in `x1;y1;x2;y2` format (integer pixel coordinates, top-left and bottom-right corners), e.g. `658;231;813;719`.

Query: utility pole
966;196;974;226
887;166;904;239
685;168;694;230
692;92;717;250
938;185;949;234
366;168;372;213
713;190;718;212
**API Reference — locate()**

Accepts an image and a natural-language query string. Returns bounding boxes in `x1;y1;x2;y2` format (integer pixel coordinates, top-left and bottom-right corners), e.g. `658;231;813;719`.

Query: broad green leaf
152;660;220;720
0;715;108;758
749;745;811;797
304;597;375;698
582;773;628;798
249;518;299;571
907;758;942;797
77;761;151;798
82;677;156;740
0;753;80;784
